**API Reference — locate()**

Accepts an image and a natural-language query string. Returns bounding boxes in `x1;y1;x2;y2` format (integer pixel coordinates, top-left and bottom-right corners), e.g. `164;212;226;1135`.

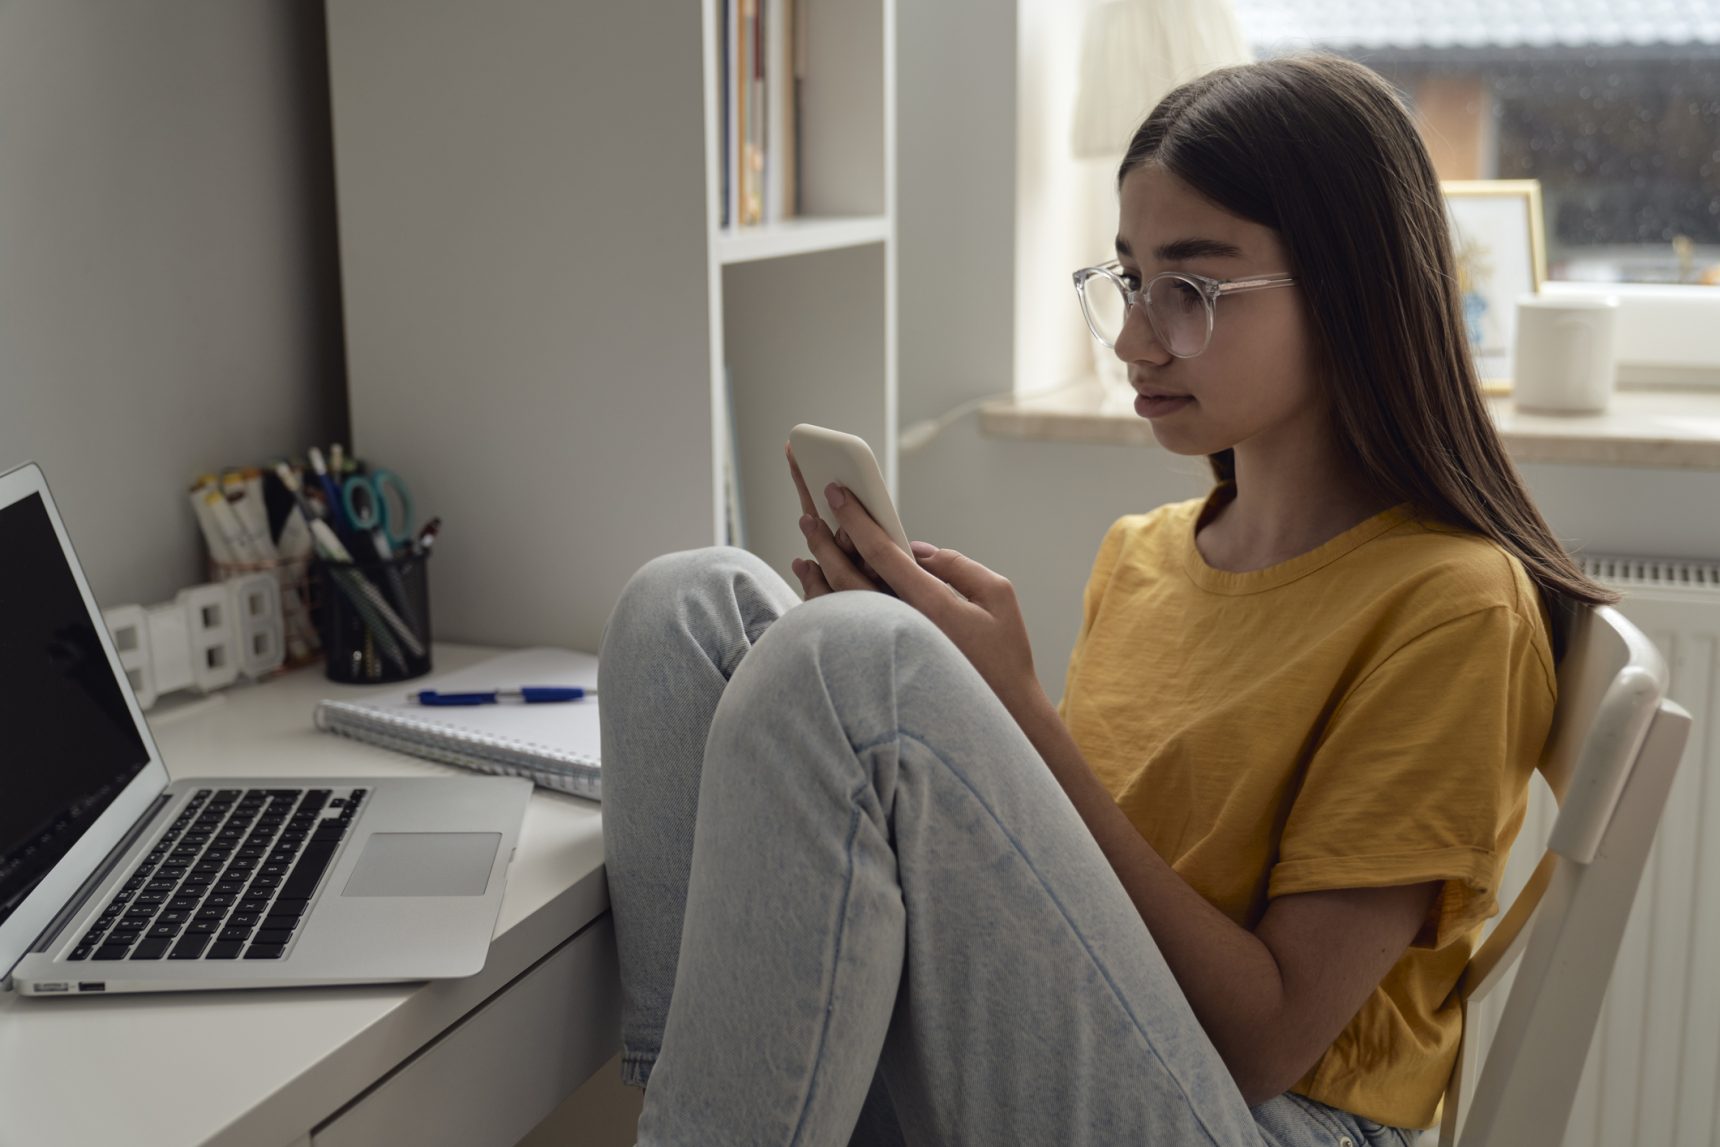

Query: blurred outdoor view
1231;0;1720;285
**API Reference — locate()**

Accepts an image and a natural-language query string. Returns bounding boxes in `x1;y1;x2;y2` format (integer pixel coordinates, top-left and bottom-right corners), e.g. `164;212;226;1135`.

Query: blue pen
409;687;597;706
306;447;349;534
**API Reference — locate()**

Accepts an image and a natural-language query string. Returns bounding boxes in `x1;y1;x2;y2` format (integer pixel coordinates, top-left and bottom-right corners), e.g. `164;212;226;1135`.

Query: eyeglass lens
1080;273;1209;356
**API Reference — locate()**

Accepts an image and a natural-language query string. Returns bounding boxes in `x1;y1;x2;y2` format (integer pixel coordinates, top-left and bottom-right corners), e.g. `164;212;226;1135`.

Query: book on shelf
725;0;801;232
719;363;747;548
720;0;731;228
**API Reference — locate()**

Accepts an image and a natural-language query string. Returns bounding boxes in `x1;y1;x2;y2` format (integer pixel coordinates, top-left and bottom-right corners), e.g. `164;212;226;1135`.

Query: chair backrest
1436;603;1692;1146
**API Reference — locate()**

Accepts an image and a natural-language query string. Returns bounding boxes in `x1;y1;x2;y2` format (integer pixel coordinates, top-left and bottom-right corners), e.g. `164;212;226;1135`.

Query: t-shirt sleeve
1267;604;1556;951
1058;517;1132;723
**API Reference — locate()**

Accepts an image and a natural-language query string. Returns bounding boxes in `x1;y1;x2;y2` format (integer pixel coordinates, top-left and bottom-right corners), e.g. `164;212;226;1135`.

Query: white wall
898;1;1720;702
0;0;346;609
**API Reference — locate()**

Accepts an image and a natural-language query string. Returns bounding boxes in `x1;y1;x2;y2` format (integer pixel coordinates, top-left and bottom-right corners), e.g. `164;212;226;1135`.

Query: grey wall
898;3;1720;704
0;0;347;609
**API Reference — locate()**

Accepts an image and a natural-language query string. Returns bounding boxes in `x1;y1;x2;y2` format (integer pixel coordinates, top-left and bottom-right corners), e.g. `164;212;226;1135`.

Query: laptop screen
0;492;150;928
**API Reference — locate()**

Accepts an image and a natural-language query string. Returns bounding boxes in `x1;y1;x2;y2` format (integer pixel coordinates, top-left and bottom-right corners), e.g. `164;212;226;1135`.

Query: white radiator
1462;556;1720;1147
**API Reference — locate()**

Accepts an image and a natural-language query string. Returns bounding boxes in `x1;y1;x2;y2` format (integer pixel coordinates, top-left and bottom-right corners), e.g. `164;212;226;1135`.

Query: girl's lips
1135;393;1194;418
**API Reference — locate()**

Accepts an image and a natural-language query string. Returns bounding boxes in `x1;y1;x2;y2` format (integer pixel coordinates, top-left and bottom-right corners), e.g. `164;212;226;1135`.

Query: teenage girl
598;51;1619;1146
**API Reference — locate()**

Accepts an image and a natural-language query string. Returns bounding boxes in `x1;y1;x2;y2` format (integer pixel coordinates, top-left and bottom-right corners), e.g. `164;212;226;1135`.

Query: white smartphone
788;423;912;556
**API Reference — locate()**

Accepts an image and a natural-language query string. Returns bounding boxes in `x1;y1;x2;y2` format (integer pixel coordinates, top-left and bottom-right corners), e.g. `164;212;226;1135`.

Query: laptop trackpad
341;832;501;897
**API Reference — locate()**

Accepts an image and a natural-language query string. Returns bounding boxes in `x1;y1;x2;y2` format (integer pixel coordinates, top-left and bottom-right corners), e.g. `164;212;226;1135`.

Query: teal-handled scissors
341;468;414;558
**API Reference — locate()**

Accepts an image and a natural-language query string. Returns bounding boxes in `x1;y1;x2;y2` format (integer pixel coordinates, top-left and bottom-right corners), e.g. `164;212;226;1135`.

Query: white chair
1434;604;1692;1146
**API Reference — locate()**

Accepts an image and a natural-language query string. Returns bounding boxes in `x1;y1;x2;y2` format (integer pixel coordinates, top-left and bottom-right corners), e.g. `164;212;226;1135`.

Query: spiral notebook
313;647;603;801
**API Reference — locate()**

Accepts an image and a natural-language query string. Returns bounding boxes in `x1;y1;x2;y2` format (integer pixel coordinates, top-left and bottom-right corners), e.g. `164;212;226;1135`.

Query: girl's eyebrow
1115;236;1245;262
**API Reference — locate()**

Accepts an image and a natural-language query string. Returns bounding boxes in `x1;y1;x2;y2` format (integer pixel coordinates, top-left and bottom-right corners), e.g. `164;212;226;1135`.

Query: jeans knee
755;590;945;672
601;546;781;661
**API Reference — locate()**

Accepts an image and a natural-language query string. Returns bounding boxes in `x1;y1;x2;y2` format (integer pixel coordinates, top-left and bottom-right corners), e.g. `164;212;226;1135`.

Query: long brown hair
1118;52;1618;660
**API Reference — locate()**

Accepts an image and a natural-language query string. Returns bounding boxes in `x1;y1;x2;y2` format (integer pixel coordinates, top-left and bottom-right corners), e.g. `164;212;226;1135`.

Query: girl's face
1113;164;1326;460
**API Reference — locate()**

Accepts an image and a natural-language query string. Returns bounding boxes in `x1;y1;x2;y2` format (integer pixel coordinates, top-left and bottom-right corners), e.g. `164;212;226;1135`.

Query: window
1233;1;1720;285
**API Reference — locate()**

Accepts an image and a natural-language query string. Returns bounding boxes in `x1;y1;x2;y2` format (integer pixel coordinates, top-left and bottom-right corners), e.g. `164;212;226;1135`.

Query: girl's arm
1005;679;1439;1107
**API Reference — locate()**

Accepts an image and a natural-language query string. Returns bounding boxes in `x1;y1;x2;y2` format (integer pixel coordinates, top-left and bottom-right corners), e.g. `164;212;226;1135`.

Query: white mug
1511;295;1619;413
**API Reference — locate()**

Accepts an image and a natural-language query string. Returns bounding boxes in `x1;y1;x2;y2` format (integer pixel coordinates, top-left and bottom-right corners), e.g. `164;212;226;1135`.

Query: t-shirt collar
1182;482;1417;595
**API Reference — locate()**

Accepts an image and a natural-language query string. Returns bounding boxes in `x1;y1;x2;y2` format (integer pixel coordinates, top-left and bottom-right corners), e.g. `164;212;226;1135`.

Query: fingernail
825;483;846;509
799;514;814;535
911;541;937;559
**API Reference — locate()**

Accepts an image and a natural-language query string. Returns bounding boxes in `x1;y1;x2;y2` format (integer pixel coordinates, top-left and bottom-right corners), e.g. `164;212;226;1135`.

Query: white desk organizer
102;572;287;710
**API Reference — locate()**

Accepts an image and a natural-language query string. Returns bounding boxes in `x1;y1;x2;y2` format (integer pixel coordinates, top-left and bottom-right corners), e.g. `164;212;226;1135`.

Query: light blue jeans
599;546;1420;1147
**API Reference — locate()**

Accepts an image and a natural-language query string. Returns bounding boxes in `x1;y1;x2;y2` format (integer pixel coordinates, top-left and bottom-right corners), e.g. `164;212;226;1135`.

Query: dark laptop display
0;492;149;927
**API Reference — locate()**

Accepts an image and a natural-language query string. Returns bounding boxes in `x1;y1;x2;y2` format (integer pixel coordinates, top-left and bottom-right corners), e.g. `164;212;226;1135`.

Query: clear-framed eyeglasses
1071;260;1297;358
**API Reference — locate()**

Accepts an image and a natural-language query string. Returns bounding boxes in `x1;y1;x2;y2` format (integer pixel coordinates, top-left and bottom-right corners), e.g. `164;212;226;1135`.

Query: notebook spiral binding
314;701;601;800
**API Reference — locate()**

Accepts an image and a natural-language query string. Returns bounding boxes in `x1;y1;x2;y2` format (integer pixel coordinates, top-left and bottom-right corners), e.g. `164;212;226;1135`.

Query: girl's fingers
791;557;832;599
799;514;894;596
786;443;819;520
800;514;870;591
832;526;869;572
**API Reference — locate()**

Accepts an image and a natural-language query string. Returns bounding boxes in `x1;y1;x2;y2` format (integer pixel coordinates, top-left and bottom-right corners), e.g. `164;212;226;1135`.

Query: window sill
978;381;1720;470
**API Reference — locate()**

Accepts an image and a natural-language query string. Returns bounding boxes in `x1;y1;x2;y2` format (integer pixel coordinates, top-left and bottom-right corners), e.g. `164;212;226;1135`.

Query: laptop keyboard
66;786;366;963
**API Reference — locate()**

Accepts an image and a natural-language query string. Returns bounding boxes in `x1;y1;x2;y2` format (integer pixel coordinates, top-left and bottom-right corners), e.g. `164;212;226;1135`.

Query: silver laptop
2;461;532;997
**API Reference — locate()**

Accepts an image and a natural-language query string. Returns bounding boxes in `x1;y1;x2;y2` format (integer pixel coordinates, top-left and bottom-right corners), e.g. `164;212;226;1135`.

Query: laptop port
77;981;106;992
35;982;68;993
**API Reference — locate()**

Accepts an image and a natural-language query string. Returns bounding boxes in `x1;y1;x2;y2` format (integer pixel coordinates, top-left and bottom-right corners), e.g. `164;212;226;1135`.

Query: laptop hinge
22;792;173;959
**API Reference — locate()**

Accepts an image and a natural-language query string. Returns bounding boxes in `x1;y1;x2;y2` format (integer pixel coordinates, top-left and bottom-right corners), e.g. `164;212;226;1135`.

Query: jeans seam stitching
1289;1092;1353;1142
886;728;1231;1147
787;783;869;1147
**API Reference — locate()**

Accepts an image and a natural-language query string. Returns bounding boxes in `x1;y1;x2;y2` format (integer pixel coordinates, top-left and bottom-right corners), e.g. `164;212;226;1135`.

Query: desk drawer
313;914;621;1147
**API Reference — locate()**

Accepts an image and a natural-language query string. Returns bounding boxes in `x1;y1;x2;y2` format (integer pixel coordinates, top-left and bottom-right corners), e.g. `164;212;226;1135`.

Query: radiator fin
1576;554;1720;593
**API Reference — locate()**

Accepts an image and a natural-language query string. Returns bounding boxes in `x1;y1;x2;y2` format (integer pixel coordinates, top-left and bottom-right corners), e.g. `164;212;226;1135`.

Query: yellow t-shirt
1057;484;1557;1130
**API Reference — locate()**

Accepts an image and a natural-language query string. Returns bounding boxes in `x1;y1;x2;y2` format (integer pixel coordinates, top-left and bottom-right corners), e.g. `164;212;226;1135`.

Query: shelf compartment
716;215;889;264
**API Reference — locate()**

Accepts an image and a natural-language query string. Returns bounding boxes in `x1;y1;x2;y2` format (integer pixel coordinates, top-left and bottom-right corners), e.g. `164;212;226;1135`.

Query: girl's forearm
1002;682;1292;1104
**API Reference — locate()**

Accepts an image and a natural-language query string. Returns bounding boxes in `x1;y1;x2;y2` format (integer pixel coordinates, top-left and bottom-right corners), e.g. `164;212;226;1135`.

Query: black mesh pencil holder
314;551;433;684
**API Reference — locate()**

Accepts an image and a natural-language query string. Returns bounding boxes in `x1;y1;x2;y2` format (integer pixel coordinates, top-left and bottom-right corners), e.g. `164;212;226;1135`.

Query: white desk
0;644;619;1147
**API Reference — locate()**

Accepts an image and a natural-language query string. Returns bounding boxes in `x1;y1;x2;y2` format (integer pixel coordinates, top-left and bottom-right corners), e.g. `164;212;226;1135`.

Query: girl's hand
799;475;1042;713
785;443;893;598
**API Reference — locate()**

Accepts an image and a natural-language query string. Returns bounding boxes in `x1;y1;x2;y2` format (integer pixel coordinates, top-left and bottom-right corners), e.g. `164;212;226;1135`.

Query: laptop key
243;944;285;959
219;926;256;942
253;930;294;947
280;842;338;898
129;938;169;959
169;935;211;959
148;923;182;939
186;921;218;934
93;945;130;960
69;945;93;960
206;941;243;959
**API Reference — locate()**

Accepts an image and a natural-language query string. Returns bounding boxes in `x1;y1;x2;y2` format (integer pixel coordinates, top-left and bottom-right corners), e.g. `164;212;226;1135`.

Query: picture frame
1441;180;1548;396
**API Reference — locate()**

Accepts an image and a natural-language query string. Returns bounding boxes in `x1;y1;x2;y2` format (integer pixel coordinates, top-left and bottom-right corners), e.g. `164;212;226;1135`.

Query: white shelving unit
325;0;896;651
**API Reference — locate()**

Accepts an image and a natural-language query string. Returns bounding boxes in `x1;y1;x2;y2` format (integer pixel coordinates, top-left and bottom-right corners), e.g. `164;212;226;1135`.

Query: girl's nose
1114;299;1170;363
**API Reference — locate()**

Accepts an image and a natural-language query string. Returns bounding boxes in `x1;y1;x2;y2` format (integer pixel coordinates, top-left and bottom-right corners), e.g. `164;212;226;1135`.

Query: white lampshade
1071;0;1254;160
